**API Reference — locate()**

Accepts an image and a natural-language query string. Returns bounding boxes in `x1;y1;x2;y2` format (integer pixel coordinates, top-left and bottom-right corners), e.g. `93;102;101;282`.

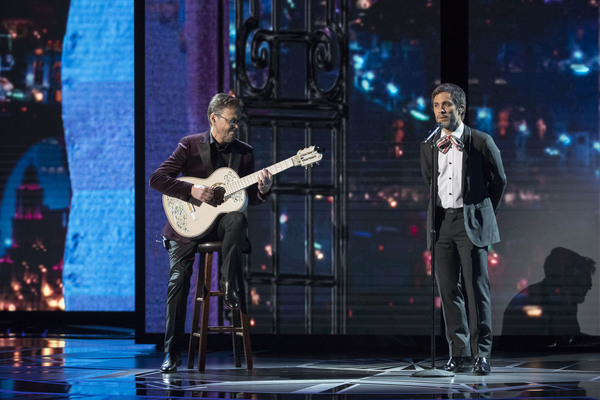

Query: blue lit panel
61;0;134;311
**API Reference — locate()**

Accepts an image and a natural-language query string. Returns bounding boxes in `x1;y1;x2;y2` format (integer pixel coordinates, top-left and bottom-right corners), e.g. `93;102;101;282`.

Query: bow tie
436;135;464;154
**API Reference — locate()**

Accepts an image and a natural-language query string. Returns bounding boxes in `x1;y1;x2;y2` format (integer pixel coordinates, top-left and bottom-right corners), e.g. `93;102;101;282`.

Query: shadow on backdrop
502;247;597;348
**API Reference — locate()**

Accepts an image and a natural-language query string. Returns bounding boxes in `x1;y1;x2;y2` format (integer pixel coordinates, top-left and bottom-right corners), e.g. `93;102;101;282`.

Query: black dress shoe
473;357;491;375
442;356;471;372
222;281;240;309
160;353;182;373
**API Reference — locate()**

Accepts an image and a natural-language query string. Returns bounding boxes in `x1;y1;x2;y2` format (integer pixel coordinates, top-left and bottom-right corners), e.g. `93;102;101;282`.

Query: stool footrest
192;326;244;335
208;327;243;333
196;291;224;302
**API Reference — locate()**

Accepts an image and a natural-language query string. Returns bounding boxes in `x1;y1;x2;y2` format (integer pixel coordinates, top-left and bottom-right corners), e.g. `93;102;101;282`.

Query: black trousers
163;212;248;355
434;208;492;358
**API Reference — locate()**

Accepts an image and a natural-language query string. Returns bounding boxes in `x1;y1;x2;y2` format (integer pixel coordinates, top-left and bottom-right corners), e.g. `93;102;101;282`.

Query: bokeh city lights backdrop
1;0;598;340
144;0;599;338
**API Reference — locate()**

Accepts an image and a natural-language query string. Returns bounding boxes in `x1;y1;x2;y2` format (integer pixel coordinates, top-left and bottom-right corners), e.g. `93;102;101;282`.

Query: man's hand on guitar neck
257;168;273;195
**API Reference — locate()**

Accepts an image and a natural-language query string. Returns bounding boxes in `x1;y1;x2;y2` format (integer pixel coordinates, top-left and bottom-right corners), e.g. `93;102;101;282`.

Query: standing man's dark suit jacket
150;131;267;243
420;125;507;248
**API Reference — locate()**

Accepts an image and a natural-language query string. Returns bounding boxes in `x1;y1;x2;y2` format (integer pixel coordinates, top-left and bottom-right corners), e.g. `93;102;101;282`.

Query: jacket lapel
462;125;470;193
197;134;214;175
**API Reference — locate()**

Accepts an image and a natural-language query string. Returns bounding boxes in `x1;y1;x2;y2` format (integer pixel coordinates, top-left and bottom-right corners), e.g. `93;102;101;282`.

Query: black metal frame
234;0;348;334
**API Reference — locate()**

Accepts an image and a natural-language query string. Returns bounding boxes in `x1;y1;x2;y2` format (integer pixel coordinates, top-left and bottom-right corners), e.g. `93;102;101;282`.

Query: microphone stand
412;125;454;378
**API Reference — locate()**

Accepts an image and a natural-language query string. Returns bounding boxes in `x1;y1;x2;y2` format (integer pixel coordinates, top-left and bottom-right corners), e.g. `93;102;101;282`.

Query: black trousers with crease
163;212;247;355
434;208;492;359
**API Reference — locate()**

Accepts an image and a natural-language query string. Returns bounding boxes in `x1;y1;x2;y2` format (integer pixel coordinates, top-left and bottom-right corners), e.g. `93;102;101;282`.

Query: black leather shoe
442;356;471;373
222;281;240;309
473;357;491;375
160;353;182;373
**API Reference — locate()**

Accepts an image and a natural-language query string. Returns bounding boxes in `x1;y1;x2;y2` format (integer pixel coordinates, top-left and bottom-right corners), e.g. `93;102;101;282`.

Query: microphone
423;122;443;144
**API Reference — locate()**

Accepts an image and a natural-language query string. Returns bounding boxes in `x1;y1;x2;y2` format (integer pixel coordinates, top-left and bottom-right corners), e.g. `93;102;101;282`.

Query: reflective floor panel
1;336;599;399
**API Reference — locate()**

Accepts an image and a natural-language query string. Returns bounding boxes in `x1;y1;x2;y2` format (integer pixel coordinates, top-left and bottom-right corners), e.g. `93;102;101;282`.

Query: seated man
150;93;272;372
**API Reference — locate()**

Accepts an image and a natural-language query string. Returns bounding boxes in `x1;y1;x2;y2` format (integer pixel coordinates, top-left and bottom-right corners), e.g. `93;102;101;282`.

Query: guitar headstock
292;146;324;168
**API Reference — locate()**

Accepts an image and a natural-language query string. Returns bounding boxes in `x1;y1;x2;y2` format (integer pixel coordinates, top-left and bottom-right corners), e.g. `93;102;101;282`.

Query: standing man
420;83;507;375
150;93;272;373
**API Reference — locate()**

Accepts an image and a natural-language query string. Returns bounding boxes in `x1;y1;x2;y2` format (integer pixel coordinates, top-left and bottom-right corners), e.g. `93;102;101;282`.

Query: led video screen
0;0;134;312
143;0;599;340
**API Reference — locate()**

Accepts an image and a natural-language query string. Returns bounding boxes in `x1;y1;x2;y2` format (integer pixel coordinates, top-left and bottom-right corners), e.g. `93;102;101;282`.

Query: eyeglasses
214;113;245;128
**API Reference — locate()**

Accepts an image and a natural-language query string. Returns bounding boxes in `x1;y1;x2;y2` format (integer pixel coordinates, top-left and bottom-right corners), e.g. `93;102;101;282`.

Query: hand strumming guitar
191;184;223;206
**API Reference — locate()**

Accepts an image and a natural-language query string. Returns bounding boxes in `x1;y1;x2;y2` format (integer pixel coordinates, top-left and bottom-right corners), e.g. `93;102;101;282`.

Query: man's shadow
502;247;597;348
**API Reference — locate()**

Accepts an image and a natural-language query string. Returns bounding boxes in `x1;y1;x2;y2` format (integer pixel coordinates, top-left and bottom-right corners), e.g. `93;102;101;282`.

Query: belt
438;207;463;213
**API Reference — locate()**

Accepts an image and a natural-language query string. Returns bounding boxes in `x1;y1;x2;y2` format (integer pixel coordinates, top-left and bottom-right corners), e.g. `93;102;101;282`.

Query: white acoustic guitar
162;146;323;238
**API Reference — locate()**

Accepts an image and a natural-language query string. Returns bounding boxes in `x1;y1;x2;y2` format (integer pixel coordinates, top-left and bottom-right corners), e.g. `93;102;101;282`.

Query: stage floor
1;335;600;399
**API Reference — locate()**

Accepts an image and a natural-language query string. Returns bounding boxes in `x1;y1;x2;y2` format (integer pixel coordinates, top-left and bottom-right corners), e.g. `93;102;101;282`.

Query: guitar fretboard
224;157;296;195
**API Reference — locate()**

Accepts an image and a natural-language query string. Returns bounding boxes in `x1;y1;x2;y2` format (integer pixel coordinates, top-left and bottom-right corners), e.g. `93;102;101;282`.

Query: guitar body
162;167;248;239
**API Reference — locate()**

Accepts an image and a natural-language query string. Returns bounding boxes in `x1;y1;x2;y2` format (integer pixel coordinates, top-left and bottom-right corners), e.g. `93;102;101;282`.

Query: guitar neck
224;157;296;195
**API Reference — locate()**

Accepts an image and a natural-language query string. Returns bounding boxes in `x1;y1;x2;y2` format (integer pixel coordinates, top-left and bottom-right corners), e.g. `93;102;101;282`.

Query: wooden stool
187;241;253;372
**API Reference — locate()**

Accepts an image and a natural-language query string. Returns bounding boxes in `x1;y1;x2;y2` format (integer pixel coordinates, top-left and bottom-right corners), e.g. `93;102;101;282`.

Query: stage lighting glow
410;109;430;121
279;213;288;224
570;63;590;75
518;122;528;133
386;82;398;96
544;147;560;156
558;133;572;146
352;230;372;238
32;89;44;102
265;244;273;256
477;109;490;119
523;305;543;318
353;54;364;70
361;79;371;91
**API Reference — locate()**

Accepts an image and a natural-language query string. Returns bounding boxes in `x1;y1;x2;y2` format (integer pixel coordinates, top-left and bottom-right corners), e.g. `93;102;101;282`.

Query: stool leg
231;310;242;368
187;254;205;369
240;310;253;370
197;252;213;372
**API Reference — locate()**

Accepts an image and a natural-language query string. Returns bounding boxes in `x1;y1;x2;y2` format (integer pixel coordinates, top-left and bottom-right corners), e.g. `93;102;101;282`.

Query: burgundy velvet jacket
149;131;268;243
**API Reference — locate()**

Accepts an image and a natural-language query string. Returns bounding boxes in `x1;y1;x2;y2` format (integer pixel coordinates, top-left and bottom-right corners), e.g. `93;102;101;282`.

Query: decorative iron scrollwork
235;0;347;103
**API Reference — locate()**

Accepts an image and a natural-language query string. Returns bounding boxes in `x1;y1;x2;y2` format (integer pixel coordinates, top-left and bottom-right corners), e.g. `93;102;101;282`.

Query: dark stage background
143;0;599;340
0;1;597;341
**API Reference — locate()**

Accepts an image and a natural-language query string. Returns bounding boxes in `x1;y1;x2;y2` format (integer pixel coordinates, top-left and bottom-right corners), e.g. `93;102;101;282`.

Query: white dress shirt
437;123;464;209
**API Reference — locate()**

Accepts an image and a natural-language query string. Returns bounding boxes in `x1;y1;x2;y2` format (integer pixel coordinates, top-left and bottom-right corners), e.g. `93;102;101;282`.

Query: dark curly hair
431;83;466;118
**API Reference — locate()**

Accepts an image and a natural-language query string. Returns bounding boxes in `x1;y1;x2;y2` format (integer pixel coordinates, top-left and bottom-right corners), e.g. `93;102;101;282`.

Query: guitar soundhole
213;186;226;205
